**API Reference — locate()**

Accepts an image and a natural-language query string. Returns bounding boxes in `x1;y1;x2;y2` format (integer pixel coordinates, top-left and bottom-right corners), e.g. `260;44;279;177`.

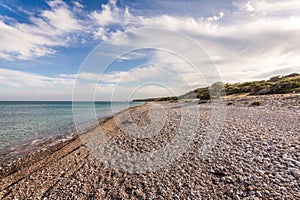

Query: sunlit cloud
0;0;299;100
0;0;85;60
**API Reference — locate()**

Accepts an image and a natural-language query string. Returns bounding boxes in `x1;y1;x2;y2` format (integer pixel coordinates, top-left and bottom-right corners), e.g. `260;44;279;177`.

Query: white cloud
0;0;84;60
1;0;300;100
246;1;255;12
90;0;124;26
2;0;300;76
102;65;180;84
91;0;299;84
0;68;76;100
99;84;178;101
73;1;84;8
41;0;83;32
117;51;152;60
244;0;300;16
0;3;18;15
78;0;300;95
0;68;74;88
208;11;225;22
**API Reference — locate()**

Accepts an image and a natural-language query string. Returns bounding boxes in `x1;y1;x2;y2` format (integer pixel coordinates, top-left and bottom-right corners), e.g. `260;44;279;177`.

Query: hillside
133;73;300;101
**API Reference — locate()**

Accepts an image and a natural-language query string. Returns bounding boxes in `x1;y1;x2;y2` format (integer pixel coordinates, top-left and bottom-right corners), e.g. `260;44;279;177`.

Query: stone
256;191;262;197
256;170;265;175
279;187;287;192
275;174;286;182
290;168;300;179
294;160;300;167
233;195;240;200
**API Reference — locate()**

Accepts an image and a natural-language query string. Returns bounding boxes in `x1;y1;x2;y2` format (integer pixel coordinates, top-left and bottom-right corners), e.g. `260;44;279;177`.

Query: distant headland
133;73;300;102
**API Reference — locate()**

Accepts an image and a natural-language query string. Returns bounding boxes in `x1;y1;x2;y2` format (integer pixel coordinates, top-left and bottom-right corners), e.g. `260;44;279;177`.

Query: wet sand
0;94;299;199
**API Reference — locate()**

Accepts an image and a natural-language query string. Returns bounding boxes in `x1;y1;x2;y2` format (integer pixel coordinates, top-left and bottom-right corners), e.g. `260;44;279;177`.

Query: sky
0;0;299;100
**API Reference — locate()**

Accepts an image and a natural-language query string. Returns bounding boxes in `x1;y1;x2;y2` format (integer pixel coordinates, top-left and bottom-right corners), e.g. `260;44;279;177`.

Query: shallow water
0;101;142;152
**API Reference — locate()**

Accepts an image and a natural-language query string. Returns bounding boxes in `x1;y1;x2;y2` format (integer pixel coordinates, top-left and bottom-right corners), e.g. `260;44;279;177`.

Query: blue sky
0;0;299;100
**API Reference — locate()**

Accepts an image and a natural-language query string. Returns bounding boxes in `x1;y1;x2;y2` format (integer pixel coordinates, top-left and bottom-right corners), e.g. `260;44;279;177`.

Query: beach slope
0;94;299;199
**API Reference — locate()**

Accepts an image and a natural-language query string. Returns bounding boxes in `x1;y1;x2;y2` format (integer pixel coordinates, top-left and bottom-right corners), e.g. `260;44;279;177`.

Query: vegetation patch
132;73;300;102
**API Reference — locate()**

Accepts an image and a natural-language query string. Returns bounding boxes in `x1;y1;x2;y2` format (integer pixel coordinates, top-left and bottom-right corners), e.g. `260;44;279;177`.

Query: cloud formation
0;0;84;60
0;0;299;100
0;68;74;100
87;0;300;82
0;68;74;88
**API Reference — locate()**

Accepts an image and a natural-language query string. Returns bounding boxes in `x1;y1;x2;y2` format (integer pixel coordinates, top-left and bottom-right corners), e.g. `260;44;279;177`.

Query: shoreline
0;102;145;179
0;94;299;199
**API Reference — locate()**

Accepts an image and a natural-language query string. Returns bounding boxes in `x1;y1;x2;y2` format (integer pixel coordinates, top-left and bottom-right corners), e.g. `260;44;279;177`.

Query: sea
0;101;142;162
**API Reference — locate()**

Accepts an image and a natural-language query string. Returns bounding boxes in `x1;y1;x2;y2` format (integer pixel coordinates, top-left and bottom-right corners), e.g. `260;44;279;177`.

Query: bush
132;73;300;102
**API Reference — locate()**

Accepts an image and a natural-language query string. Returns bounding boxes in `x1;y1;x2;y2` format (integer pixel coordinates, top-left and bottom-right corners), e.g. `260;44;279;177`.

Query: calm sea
0;101;142;157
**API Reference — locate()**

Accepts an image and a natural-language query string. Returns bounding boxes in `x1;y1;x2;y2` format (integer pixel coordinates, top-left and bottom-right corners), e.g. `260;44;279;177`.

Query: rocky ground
0;94;299;199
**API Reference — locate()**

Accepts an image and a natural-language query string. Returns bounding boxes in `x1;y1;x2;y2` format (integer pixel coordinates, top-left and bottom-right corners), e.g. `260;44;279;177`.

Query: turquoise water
0;101;142;152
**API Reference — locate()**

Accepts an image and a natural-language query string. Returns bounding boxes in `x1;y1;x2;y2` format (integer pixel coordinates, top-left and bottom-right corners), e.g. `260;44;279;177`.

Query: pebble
275;174;286;182
256;191;262;197
290;168;300;179
256;170;265;175
279;187;287;192
1;94;299;199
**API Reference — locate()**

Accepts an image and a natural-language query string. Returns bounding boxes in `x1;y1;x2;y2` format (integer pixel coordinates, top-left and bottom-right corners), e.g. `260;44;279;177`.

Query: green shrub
132;73;300;102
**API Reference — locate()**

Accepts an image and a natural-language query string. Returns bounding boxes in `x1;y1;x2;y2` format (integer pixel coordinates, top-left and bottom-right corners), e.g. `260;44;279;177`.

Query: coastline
0;102;145;179
0;94;299;199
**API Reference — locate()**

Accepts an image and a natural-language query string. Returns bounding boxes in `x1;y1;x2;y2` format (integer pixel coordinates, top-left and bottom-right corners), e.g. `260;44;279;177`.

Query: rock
233;194;240;200
294;160;300;167
279;187;287;192
290;168;300;179
2;97;300;199
120;119;133;125
247;186;253;191
157;189;166;195
275;174;286;182
256;170;265;175
256;191;262;197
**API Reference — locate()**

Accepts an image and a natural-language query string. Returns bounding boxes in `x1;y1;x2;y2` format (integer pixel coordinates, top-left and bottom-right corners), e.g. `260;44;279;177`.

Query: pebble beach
0;94;299;199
